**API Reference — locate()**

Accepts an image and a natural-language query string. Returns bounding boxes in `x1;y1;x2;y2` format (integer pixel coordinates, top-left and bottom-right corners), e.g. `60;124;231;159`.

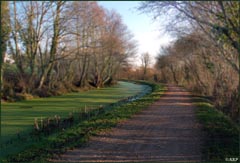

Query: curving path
51;85;203;162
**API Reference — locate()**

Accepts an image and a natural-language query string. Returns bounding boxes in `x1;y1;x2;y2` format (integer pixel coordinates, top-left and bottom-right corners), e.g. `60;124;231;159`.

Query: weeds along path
51;85;204;162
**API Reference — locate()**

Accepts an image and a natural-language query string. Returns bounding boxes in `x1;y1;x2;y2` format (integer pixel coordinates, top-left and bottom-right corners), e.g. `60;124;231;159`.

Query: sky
98;1;173;66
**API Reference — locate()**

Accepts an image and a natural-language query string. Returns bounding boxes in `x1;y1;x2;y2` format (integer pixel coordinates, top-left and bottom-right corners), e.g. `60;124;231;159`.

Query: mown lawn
1;81;151;159
4;81;164;162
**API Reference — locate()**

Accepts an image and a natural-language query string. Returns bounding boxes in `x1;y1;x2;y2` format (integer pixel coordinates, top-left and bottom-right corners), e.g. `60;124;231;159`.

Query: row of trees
1;1;136;100
118;52;157;81
139;1;239;121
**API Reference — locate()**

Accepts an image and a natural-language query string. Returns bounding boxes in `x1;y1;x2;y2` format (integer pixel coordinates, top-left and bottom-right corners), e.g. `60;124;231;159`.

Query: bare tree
3;1;137;100
141;52;151;80
155;31;239;121
38;1;66;89
0;1;10;90
138;1;239;72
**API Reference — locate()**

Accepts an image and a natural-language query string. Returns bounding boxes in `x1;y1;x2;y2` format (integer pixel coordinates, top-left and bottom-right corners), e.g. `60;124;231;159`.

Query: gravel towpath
51;85;203;162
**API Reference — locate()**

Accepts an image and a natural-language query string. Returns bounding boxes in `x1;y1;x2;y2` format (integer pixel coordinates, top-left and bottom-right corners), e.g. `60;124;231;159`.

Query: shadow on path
50;85;204;162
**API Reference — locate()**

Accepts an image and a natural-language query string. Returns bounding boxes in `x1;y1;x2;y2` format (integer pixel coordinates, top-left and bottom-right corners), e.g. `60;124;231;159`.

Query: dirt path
51;85;203;162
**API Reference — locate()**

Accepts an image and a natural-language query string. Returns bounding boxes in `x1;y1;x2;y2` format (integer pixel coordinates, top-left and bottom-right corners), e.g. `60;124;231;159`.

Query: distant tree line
1;1;136;101
138;1;239;122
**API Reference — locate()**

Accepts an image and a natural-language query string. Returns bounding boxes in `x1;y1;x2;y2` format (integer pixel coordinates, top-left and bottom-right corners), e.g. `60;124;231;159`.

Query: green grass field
4;81;164;162
1;81;151;144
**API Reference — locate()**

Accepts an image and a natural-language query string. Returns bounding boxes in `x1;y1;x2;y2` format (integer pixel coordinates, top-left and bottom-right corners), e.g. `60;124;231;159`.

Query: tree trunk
170;65;178;84
37;1;63;89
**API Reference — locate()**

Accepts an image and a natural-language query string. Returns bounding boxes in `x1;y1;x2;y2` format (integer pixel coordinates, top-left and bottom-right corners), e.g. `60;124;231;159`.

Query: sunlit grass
1;81;150;143
4;81;164;162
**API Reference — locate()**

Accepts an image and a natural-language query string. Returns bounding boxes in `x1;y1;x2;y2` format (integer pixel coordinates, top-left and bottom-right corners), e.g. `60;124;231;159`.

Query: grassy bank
193;96;239;162
1;81;151;160
2;81;165;162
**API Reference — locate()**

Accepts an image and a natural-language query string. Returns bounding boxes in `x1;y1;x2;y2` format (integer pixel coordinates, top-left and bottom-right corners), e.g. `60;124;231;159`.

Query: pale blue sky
99;1;173;66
